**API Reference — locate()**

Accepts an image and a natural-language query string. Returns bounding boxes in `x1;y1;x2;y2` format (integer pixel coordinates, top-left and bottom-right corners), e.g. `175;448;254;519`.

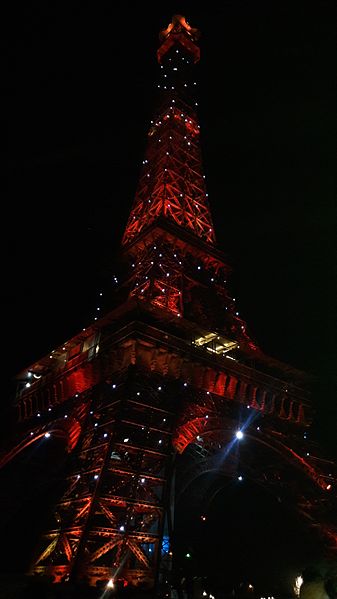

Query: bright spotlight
294;575;303;596
236;430;244;440
44;432;51;438
106;578;115;589
238;475;243;481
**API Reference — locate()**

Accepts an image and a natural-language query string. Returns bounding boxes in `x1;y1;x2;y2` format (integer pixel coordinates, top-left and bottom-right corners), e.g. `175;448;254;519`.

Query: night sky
3;1;336;593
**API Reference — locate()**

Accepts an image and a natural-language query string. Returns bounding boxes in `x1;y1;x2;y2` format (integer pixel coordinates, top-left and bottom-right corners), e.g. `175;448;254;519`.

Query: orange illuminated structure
1;15;337;595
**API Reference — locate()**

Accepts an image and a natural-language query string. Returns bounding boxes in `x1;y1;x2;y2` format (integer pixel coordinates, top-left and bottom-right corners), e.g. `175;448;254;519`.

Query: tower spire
122;15;215;247
120;17;252;342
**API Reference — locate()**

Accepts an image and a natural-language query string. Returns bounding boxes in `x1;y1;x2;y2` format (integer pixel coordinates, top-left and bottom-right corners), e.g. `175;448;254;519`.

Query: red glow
8;14;335;592
122;105;215;247
158;15;200;63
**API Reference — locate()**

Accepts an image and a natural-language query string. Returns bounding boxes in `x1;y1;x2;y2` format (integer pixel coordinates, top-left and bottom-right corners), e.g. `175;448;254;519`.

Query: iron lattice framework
122;16;215;248
1;14;337;596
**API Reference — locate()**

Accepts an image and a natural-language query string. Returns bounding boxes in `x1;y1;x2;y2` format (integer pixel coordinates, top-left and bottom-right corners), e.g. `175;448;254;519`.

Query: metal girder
61;533;73;563
89;537;122;563
74;500;91;522
98;501;117;526
35;536;59;565
126;538;150;568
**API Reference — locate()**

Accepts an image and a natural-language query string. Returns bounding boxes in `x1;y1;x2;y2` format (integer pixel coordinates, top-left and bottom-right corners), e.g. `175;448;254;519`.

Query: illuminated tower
2;14;337;596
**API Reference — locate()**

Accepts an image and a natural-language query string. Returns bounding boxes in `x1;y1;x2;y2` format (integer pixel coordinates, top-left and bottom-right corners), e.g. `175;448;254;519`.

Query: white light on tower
236;430;244;440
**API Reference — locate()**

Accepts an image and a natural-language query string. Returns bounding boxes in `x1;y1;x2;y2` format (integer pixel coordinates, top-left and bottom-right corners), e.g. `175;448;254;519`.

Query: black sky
2;0;337;590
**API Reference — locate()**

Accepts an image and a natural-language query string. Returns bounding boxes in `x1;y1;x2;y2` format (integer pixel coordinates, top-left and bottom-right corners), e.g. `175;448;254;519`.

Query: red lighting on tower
2;14;337;595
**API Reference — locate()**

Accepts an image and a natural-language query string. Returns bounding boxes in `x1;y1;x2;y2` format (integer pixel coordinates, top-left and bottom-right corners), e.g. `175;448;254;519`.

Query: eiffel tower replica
2;14;337;596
